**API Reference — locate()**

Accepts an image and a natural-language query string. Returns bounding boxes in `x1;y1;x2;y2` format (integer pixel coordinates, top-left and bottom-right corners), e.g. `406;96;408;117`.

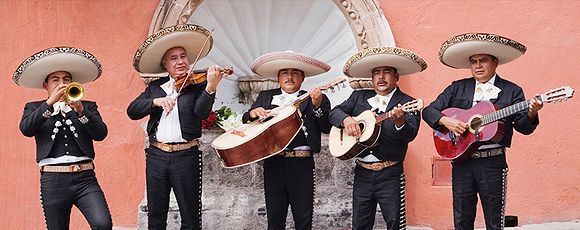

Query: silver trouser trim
500;167;509;230
399;173;407;230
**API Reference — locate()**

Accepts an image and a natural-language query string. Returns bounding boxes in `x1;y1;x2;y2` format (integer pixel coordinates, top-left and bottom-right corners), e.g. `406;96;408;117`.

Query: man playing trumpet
16;46;112;229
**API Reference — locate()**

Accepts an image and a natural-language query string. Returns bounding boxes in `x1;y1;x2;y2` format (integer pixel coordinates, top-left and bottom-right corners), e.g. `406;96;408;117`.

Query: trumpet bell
65;82;84;102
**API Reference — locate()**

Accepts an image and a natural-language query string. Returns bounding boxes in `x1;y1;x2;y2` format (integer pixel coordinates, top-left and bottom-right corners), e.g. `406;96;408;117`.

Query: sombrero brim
133;24;213;74
251;51;330;78
439;33;526;69
13;47;101;89
344;47;427;78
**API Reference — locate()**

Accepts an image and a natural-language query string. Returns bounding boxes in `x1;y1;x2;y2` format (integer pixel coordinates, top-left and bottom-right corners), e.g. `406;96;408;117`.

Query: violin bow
178;28;215;93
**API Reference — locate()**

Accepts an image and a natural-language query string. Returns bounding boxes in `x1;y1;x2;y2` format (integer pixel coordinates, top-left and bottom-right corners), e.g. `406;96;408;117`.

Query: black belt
472;147;505;158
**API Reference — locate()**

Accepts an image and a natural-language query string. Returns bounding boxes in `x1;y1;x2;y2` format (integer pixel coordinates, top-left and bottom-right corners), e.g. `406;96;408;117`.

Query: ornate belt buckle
472;152;481;158
70;164;82;172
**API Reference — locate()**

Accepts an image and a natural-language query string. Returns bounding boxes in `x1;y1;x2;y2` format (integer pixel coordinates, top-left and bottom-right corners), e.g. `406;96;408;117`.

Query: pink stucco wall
382;0;580;228
0;0;158;228
0;0;577;229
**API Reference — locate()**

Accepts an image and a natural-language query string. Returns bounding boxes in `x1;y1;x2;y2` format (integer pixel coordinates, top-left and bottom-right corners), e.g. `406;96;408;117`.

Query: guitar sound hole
358;123;365;132
470;117;482;131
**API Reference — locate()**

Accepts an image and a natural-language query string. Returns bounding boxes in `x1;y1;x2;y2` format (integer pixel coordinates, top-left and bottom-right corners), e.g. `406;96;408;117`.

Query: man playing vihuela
329;47;427;230
242;51;332;229
16;46;112;229
127;24;226;229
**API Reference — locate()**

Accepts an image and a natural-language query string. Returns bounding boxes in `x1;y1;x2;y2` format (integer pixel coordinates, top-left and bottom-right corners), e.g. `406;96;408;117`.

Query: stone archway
142;0;395;90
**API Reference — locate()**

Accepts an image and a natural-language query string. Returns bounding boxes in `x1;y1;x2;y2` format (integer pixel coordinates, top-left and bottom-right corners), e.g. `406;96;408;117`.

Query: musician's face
162;47;189;79
372;66;399;95
278;68;304;94
470;54;498;83
43;71;72;97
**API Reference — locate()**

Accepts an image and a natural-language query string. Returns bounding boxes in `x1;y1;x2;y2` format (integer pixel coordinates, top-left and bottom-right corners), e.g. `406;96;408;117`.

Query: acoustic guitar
211;77;347;168
433;86;574;162
328;99;424;160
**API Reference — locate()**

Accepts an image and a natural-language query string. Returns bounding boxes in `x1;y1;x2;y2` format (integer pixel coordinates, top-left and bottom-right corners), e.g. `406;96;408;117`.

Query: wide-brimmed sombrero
13;46;102;89
251;51;330;78
439;33;527;69
133;24;213;74
344;46;427;78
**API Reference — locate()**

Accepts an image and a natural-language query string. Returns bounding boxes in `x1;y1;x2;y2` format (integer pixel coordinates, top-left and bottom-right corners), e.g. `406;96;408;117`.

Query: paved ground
113;219;580;229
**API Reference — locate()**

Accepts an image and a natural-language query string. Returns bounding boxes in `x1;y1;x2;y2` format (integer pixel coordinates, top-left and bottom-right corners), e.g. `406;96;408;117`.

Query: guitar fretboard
481;96;538;125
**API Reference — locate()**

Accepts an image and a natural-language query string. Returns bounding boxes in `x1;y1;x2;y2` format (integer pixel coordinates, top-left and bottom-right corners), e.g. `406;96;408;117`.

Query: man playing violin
329;47;426;230
422;33;542;230
127;24;225;229
242;51;331;230
15;47;112;229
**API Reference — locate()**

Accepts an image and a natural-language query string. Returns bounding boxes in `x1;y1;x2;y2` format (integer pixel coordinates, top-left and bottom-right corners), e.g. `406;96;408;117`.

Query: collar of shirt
474;74;501;102
367;88;397;113
271;90;300;106
160;77;177;98
51;101;72;116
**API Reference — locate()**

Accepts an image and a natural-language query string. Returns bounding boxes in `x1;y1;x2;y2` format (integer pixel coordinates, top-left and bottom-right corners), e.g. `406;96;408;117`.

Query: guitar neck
374;112;392;124
291;93;311;107
481;97;538;125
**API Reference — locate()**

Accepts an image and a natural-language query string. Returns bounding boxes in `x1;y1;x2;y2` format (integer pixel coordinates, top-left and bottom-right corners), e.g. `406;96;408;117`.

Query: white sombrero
344;46;427;78
13;46;102;89
251;51;330;78
133;24;213;74
439;33;527;69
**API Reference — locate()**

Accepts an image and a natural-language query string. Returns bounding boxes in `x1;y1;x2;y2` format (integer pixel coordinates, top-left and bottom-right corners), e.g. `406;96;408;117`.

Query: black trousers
263;155;314;230
452;154;508;230
146;146;202;230
352;162;406;230
40;170;112;230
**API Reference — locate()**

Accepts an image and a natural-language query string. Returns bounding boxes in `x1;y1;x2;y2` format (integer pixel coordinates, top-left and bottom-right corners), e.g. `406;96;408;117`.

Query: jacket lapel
465;78;476;107
386;88;404;112
491;75;506;103
298;90;309;113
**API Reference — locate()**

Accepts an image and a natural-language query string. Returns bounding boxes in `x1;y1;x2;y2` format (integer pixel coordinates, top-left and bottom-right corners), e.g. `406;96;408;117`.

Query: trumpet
65;82;84;102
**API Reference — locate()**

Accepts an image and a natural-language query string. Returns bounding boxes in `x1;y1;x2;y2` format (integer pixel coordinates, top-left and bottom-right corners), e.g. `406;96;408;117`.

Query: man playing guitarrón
242;51;332;230
329;47;426;230
422;33;543;230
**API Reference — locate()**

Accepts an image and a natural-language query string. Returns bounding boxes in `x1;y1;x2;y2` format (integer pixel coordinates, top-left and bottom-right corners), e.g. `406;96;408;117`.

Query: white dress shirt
155;77;187;143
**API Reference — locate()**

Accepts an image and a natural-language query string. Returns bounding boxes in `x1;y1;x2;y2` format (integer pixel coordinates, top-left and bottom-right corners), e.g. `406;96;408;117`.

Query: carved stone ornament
141;0;395;89
237;76;280;104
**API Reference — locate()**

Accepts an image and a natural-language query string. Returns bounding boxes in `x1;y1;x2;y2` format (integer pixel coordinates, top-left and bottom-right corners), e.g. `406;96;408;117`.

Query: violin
174;67;234;91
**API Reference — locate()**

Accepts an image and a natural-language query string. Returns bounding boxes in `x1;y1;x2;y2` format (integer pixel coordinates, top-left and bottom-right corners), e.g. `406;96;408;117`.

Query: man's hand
438;116;468;137
205;65;224;94
69;101;84;116
249;107;270;119
309;87;323;108
46;84;67;106
388;104;405;127
343;116;361;137
528;98;543;119
153;97;176;113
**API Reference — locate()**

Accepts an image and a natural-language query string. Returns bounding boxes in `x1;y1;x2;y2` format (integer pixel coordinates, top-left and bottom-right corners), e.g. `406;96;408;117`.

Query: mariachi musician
127;24;227;229
242;51;332;229
16;46;112;229
422;33;543;230
329;47;427;230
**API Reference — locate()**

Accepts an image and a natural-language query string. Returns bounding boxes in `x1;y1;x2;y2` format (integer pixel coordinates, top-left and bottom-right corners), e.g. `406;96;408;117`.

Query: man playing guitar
243;51;332;229
422;33;543;230
329;46;426;230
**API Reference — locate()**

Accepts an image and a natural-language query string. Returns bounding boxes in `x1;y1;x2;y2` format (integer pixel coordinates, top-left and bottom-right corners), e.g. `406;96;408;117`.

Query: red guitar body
433;101;505;162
